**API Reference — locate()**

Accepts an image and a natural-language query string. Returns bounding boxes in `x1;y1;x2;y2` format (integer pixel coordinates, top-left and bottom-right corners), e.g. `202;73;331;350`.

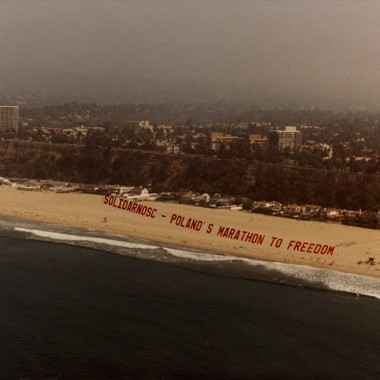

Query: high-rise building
0;106;19;132
268;126;302;152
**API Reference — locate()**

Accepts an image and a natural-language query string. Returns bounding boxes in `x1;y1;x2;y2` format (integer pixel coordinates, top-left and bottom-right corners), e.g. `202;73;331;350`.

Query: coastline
4;212;380;300
2;232;380;379
1;186;380;280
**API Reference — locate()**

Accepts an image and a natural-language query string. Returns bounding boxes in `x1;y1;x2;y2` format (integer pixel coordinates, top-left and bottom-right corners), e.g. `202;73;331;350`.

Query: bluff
1;141;380;210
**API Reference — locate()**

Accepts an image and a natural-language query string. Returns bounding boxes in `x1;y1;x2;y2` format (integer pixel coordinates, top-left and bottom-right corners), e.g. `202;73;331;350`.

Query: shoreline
6;216;380;300
1;230;379;379
1;186;380;280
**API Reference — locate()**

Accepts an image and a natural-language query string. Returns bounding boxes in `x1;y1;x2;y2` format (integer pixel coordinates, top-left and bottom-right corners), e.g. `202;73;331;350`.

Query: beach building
0;105;19;132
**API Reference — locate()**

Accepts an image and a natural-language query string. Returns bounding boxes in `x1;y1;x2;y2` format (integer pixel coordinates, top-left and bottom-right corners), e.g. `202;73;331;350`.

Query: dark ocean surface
0;220;380;379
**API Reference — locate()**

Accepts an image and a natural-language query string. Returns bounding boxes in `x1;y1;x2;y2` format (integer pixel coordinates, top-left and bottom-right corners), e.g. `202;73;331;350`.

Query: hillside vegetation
2;141;380;210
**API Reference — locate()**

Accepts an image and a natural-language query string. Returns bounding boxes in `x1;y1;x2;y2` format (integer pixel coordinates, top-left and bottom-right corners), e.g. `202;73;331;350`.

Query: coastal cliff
2;140;380;210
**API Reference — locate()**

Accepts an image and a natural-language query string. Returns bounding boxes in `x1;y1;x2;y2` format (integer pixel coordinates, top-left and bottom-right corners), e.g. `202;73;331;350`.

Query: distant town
1;102;380;230
2;102;380;171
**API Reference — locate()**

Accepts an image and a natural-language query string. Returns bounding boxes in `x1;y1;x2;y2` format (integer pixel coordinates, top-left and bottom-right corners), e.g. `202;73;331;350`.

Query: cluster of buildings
148;123;303;153
210;126;302;153
2;106;379;169
0;104;304;153
152;124;303;154
164;190;380;230
251;200;380;229
34;125;103;140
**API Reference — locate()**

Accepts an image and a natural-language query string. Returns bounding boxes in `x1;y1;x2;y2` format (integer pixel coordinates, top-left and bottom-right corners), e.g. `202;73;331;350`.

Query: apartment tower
268;126;302;152
0;106;19;132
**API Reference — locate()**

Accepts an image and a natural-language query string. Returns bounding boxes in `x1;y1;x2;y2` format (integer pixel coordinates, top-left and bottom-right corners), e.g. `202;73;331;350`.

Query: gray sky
1;0;380;108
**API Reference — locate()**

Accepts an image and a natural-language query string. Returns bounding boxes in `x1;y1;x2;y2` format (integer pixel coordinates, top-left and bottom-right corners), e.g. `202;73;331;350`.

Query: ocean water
1;217;380;379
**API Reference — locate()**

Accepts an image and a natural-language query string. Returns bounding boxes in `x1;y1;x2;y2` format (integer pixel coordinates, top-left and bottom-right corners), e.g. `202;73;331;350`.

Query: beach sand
1;186;380;278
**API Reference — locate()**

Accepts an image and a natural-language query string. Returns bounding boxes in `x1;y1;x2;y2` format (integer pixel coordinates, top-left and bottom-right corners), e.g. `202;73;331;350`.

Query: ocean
1;217;380;379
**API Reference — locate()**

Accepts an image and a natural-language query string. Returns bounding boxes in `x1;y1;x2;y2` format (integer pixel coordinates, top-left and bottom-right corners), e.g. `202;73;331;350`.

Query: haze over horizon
1;0;380;110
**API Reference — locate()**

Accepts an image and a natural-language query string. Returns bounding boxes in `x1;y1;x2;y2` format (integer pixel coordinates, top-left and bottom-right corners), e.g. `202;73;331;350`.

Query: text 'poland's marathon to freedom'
103;195;335;256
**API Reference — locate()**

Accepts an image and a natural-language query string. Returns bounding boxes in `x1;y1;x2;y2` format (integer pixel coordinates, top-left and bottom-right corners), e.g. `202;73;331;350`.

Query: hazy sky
1;0;380;108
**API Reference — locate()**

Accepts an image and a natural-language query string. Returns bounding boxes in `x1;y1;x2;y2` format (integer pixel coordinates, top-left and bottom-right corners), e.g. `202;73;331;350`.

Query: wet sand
1;186;380;278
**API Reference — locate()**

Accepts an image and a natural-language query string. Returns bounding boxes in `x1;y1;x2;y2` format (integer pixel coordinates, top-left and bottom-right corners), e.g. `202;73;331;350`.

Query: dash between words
103;199;335;256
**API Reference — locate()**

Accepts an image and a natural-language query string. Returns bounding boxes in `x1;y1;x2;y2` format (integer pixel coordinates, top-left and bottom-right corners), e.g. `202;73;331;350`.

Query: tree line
2;141;380;211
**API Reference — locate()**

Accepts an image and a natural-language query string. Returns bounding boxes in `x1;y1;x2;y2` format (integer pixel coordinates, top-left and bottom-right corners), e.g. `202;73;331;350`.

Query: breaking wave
12;226;380;300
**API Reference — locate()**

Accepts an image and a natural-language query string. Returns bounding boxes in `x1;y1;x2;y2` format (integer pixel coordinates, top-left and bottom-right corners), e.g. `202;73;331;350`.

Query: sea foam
14;226;380;299
14;227;156;250
239;258;380;299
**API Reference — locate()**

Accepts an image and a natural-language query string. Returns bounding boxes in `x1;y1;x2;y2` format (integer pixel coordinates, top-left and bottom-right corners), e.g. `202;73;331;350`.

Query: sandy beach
1;186;380;278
